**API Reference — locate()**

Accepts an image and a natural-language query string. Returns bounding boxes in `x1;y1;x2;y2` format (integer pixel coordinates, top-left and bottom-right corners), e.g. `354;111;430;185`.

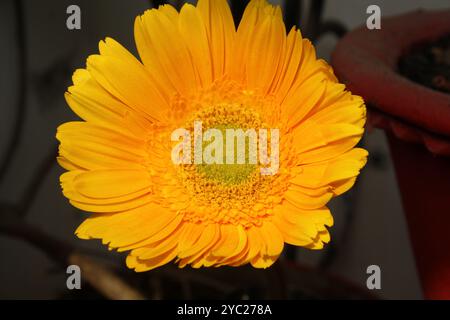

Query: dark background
0;0;449;299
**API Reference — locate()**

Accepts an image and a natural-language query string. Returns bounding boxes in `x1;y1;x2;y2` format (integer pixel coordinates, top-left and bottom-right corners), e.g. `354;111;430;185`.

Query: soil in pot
399;34;450;94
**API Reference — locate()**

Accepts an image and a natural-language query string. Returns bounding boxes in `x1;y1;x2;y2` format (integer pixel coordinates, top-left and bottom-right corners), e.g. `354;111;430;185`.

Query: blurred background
0;0;449;300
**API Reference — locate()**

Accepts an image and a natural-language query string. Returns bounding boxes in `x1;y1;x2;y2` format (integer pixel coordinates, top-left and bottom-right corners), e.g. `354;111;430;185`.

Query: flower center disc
196;123;257;185
188;104;264;185
177;104;274;226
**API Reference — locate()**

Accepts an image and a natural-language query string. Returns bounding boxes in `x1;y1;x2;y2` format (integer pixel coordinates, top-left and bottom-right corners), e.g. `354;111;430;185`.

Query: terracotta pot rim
368;108;450;156
331;9;450;155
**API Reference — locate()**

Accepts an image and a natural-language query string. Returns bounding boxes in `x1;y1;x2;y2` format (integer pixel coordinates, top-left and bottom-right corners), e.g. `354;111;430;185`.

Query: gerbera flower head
57;0;367;271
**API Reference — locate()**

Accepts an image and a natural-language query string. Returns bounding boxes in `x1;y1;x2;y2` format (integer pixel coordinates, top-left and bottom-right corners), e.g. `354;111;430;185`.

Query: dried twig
69;253;146;300
0;210;147;300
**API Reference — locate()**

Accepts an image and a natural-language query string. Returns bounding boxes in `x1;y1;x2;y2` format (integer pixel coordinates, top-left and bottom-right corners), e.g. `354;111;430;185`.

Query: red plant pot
332;10;450;299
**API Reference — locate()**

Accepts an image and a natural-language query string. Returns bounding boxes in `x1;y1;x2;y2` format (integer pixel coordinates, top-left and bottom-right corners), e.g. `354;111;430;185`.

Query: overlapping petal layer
57;0;367;271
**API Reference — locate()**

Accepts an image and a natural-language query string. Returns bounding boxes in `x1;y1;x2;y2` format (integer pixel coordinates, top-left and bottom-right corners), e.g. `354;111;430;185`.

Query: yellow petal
331;177;357;196
135;7;199;97
216;225;248;266
283;73;326;128
69;196;151;213
243;226;264;262
57;156;83;171
273;202;326;238
178;4;213;87
131;226;183;260
127;246;178;272
271;28;303;101
177;223;204;254
244;6;285;94
233;0;272;81
87;39;168;123
61;170;152;212
57;122;146;170
185;225;221;268
284;187;333;210
308;93;366;128
72;169;151;199
250;254;278;269
75;203;178;248
293;121;364;164
118;214;184;252
211;224;243;258
291;148;368;189
306;230;331;250
197;0;235;79
258;222;284;257
178;223;217;259
272;201;328;246
66;72;148;139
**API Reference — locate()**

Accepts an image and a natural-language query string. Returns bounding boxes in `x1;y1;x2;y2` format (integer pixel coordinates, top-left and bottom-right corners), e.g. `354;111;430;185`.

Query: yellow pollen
176;104;277;226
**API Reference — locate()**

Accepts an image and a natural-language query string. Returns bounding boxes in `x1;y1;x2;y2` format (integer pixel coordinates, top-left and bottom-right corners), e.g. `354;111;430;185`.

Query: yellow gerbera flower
57;0;367;271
